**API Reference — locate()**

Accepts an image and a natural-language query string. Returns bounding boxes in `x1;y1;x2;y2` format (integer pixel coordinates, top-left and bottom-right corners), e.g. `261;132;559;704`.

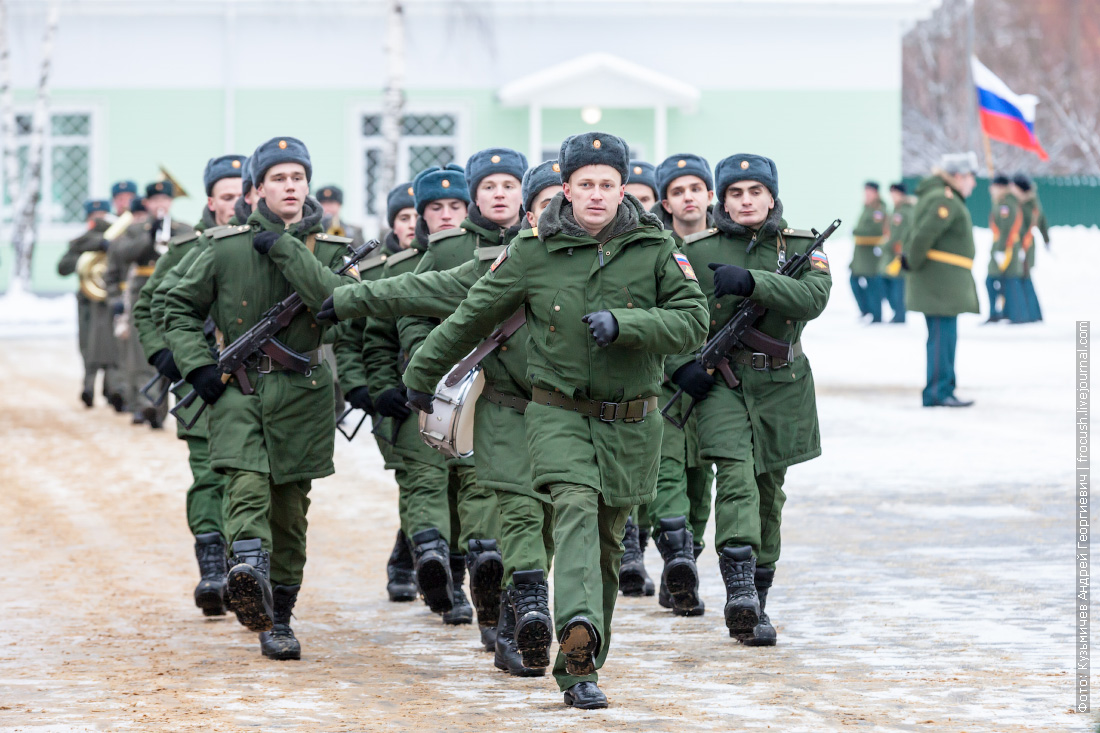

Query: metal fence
902;176;1100;228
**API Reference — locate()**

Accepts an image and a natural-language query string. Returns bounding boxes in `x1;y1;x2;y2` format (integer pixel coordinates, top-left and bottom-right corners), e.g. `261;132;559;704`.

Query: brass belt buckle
750;353;769;371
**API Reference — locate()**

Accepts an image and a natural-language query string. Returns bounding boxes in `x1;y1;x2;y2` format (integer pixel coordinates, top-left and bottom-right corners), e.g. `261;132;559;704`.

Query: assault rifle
661;219;841;430
170;238;381;430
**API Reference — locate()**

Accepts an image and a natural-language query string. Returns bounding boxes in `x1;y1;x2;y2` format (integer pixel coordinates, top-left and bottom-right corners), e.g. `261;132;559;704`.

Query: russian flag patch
810;251;830;273
673;252;697;281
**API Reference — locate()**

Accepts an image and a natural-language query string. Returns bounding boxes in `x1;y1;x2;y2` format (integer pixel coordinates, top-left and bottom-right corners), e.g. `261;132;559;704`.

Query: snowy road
0;228;1094;731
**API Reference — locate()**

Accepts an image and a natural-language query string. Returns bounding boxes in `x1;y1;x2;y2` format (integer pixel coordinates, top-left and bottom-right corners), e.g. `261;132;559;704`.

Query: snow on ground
0;280;77;339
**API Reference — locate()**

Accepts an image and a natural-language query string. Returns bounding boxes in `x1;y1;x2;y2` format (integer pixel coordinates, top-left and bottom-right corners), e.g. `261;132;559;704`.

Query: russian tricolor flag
971;56;1049;161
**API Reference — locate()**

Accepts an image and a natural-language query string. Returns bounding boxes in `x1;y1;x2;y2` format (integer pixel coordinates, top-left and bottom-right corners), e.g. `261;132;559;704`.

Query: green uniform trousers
391;414;451;541
448;463;499;554
184;435;226;537
497;490;554;587
713;460;786;571
548;482;630;692
224;469;311;587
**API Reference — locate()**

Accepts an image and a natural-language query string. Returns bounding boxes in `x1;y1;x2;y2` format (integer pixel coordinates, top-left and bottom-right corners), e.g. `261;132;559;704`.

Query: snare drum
418;366;484;459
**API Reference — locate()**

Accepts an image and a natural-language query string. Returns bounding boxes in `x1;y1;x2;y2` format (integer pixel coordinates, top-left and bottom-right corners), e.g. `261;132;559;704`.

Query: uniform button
549;326;555;332
237;318;243;324
786;319;792;325
554;305;560;311
715;302;721;309
711;320;717;326
501;346;508;351
311;380;317;386
627;303;633;308
311;323;316;329
241;300;247;306
604;251;610;256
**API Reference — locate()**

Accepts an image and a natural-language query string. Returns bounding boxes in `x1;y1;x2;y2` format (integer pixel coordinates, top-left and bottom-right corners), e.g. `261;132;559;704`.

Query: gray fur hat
626;160;658;199
316;185;343;204
203;154;246;196
714;154;779;200
240;157;253;195
939;151;979;176
413;164;470;214
655;154;713;200
387;181;416;227
521;160;562;212
558;131;630;183
466;148;527;199
251;136;312;186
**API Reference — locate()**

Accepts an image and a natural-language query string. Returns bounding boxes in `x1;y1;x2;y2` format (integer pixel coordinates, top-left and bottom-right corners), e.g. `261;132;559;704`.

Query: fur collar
540;192;660;242
465;203;523;243
256;195;323;238
233;196;252;225
713;198;784;247
414;217;431;248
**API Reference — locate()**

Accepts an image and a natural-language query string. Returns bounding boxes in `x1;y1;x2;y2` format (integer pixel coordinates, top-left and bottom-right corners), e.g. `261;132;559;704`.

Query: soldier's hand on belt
345;386;373;413
150;348;183;382
672;361;716;401
317;295;339;323
404;387;434;415
252;231;280;255
708;263;755;298
582;310;619;347
187;364;227;405
375;386;412;419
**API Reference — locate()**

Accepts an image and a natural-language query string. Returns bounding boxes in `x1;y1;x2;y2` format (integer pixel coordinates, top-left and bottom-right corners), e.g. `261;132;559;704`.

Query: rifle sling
444;308;526;388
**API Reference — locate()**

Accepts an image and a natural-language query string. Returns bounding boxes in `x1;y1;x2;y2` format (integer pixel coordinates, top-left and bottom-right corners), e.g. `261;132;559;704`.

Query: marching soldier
400;148;530;642
57;199;113;407
881;183;912;322
132;154;245;618
399;132;708;708
985;174;1024;323
110;180;138;216
624;160;658;211
1013;174;1047;322
316;185;365;246
165;136;359;660
849;181;888;323
669;154;831;646
902;152;979;408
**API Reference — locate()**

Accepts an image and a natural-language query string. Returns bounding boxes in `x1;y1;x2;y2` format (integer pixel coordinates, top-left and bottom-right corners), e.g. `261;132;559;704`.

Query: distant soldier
849;181;888;323
881;182;912;322
1012;174;1047;323
984;174;1023;324
624;160;658;211
670;154;831;647
132;154;245;618
316;185;365;246
902;152;979;408
110;180;138;217
57;199;113;407
165;136;359;660
400;132;708;709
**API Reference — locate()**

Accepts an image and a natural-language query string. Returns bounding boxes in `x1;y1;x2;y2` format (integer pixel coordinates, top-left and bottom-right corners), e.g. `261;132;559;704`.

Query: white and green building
3;0;937;293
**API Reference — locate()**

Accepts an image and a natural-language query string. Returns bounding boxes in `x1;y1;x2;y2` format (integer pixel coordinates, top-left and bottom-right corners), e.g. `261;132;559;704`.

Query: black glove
97;238;110;252
150;348;182;382
582;310;619;347
317;295;339;324
708;263;755;298
405;387;434;414
186;364;227;406
672;361;716;402
900;255;910;272
252;230;280;255
345;386;373;413
375;387;411;420
111;301;124;317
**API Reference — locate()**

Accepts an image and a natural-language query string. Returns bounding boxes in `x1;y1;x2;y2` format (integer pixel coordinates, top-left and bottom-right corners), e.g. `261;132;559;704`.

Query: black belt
251;348;325;375
481;383;530;414
732;342;803;371
531;387;657;423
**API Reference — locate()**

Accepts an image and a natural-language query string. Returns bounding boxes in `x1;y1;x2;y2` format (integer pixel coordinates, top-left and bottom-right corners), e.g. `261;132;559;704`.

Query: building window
360;112;458;216
3;111;93;225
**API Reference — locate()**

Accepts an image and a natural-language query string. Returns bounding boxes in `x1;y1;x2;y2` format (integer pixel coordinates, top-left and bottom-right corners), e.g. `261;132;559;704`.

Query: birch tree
375;0;405;220
0;0;19;216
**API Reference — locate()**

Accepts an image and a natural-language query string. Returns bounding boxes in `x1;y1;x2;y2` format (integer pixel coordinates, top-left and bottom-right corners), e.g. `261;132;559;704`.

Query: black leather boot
410;528;453;613
494;588;545;677
719;545;760;637
618;517;648;597
510;569;553;670
639;526;656;596
655;516;701;614
226;538;274;632
558;616;599;677
466;538;503;633
260;585;301;660
739;568;777;646
193;531;227;617
386;530;417;602
442;554;473;625
563;681;608;709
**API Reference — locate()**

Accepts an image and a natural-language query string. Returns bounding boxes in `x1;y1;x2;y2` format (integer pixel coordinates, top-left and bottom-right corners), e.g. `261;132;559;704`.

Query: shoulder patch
317;232;353;244
780;227;815;239
672;252;698;281
999;205;1011;218
489;245;511;273
169;231;200;246
478;245;507;262
683;227;719;245
211;224;251;240
810;250;830;273
872;210;885;222
428;227;467;244
384;247;420;267
892;213;903;225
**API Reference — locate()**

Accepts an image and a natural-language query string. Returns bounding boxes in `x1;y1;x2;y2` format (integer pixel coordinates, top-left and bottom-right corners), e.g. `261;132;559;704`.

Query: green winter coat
850;199;889;276
667;202;831;473
1019;195;1048;274
402;193;709;507
988;192;1022;278
902;175;979;317
163;202;357;483
881;199;913;277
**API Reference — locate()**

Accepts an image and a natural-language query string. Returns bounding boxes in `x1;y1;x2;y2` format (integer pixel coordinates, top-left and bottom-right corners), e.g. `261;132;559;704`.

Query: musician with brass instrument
57;199;118;407
106;176;194;427
110;180;138;217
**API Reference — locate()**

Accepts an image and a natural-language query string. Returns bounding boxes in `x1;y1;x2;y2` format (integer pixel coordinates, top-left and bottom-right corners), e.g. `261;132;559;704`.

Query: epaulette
359;253;388;271
428;227;466;244
478;245;507;261
210;224;251;240
780;227;816;239
169;231;201;246
683;227;718;245
198;225;234;241
316;232;353;245
384;247;420;266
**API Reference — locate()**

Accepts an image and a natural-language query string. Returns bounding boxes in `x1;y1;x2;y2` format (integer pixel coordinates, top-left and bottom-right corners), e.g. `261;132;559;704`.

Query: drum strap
444;308;526;388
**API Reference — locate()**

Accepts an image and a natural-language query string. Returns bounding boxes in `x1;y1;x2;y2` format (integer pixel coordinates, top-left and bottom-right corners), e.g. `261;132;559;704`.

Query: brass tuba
76;211;133;301
326;213;346;238
157;165;189;198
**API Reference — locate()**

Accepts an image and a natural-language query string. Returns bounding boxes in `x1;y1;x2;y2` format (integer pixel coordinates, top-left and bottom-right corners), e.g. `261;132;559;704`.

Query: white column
528;103;542;164
654;104;667;162
223;3;236;152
